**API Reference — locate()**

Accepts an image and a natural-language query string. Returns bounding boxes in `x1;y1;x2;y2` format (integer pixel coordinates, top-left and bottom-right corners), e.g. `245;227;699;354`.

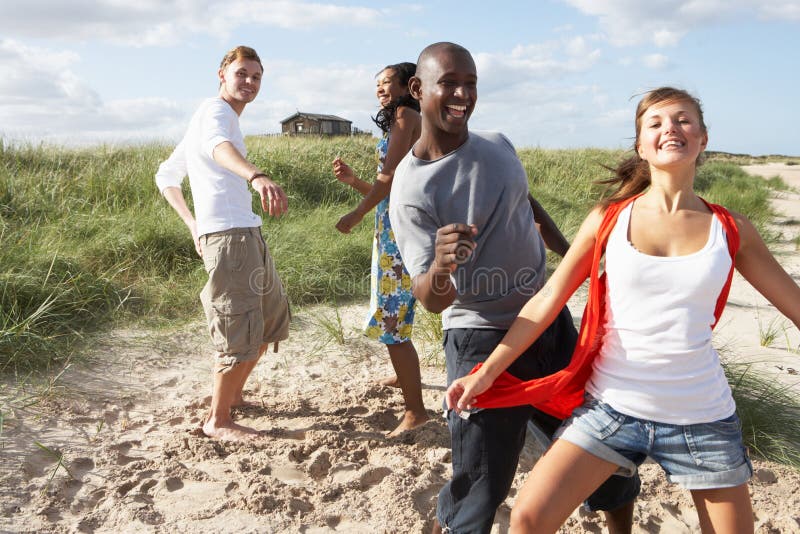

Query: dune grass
726;361;800;467
0;137;780;370
2;136;799;467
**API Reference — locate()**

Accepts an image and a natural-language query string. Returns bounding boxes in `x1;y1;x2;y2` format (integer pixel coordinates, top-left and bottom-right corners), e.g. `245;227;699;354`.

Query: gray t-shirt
390;131;547;330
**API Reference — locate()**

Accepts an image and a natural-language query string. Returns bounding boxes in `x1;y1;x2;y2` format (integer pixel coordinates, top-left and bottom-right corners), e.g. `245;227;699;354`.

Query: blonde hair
219;45;263;73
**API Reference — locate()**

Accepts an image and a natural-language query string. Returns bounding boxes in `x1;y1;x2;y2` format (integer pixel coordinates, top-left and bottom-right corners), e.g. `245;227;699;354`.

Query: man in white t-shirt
155;46;290;441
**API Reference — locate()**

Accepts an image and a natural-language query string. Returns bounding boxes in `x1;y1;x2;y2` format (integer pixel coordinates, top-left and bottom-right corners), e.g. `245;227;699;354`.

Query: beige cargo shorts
199;227;290;371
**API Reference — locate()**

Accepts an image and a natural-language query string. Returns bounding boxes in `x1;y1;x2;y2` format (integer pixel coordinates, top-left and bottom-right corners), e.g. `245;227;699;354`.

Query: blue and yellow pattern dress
364;133;417;344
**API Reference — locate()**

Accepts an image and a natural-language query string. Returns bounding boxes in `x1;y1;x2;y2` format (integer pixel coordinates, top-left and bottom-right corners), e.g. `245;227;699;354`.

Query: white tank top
585;202;736;424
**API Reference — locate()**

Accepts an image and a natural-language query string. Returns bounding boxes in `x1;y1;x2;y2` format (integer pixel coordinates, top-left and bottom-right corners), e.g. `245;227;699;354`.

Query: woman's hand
332;157;356;186
335;210;364;234
445;370;495;413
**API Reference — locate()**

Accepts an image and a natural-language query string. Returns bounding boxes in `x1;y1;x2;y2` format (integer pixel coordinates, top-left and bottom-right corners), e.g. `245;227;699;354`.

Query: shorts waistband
202;227;261;240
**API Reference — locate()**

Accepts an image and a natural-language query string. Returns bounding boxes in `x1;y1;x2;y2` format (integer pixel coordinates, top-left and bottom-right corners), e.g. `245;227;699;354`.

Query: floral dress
364;133;417;344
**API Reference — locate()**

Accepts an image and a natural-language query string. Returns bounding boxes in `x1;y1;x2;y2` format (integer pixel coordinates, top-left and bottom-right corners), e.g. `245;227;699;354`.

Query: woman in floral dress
332;62;428;436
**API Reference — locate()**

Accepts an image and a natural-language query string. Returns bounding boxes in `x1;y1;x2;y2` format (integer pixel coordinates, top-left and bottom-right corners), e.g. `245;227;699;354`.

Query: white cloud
0;34;615;147
472;82;595;147
0;39;98;107
758;1;800;20
473;37;603;95
595;107;631;128
642;53;670;69
0;1;383;46
0;38;189;144
561;0;799;46
224;1;381;29
0;36;385;145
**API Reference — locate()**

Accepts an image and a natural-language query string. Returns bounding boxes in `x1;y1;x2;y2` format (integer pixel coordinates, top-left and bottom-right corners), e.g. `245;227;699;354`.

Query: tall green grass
727;361;800;467
2;136;799;466
0;139;779;373
0;137;378;373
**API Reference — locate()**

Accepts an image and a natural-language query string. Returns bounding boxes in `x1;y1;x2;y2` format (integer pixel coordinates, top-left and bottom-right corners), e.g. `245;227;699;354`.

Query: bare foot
231;398;262;409
377;375;401;388
202;420;263;441
387;410;430;438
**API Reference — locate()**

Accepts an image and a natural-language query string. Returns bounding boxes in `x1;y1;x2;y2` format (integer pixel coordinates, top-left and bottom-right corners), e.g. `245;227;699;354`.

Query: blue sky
1;0;798;155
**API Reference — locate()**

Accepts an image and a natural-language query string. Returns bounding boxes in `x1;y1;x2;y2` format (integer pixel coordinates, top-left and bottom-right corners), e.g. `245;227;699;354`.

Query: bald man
389;42;638;534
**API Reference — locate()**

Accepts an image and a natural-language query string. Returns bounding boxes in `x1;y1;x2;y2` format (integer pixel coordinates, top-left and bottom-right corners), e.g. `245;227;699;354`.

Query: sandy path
717;164;800;388
1;163;799;533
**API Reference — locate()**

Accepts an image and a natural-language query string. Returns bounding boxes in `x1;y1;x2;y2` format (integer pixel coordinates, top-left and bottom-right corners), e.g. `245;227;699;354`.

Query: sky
1;0;799;155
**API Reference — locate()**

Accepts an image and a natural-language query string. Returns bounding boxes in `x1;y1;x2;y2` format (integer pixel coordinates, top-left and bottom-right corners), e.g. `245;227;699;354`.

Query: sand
1;163;799;533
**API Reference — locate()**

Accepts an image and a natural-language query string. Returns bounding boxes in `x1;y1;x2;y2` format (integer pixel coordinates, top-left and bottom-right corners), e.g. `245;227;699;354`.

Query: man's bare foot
202;420;262;441
387;410;430;438
231;398;262;409
377;375;401;388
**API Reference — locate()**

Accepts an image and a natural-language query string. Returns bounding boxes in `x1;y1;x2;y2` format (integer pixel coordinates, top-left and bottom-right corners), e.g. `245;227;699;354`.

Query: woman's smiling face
637;99;708;169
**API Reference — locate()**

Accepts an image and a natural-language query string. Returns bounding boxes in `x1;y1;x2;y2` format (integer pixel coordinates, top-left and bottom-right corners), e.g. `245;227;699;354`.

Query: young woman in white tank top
446;87;800;533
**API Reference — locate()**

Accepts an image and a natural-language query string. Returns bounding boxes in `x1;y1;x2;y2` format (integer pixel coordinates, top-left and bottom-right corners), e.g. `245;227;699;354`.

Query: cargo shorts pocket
204;296;264;357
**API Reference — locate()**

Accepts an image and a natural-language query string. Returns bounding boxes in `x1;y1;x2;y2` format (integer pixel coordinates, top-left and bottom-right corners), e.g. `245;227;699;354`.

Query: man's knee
215;356;240;374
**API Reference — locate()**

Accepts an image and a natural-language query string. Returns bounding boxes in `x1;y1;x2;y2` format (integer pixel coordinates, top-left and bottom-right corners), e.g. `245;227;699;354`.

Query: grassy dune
2;136;798;466
0;136;779;372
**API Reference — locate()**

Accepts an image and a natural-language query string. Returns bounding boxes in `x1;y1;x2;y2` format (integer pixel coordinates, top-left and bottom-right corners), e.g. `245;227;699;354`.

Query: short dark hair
415;42;472;78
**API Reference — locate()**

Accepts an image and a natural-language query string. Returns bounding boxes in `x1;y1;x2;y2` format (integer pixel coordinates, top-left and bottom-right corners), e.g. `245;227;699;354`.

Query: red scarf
471;195;740;419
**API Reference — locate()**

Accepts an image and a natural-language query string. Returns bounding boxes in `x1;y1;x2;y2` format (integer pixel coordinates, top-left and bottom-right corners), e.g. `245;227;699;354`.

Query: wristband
248;172;268;185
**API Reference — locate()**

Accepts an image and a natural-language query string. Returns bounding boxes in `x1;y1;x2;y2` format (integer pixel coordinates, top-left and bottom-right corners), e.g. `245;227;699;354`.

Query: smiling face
218;58;263;114
375;68;408;108
636;98;708;170
411;45;477;146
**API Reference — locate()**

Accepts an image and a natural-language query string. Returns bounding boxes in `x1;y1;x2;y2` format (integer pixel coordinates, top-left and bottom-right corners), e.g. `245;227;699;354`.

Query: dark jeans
436;307;640;533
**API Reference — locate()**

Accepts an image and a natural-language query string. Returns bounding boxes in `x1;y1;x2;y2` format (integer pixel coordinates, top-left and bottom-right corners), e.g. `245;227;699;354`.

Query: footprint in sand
139;479;158;493
154;476;184;495
329;462;360;484
58;457;96;505
166;416;184;426
116;479;137;497
271;465;309;485
160;377;178;388
107;440;145;465
306;450;332;479
358;466;391;489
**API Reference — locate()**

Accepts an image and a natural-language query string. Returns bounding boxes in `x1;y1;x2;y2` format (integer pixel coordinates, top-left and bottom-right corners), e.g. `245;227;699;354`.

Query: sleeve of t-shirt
154;138;187;193
390;203;438;280
200;101;235;159
496;131;517;155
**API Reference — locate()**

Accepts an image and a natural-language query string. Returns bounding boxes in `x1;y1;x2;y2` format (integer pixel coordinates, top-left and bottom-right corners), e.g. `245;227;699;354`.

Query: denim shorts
436;309;640;532
557;395;753;490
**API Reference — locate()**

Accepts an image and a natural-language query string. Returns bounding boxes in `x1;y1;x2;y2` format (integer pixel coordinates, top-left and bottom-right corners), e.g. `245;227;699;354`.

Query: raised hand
433;223;478;272
332;157;356;186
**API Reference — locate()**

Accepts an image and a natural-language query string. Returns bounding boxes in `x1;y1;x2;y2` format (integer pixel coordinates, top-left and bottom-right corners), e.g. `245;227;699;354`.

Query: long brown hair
598;87;707;206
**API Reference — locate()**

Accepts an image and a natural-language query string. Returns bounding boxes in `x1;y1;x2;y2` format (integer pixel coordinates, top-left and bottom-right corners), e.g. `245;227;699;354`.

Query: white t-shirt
155;97;261;236
586;202;736;424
